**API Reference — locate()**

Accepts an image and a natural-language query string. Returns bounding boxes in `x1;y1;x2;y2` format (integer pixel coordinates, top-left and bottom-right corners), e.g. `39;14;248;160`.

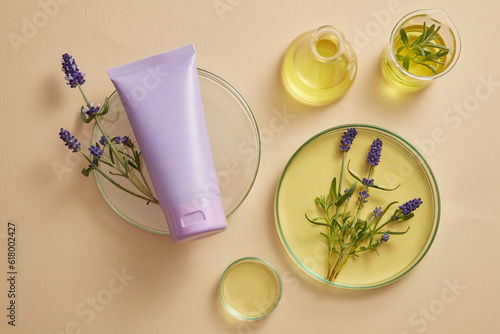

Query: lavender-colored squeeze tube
108;44;227;243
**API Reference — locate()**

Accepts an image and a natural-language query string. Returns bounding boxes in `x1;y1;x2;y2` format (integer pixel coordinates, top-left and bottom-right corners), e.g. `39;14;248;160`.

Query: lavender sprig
305;128;422;282
61;53;85;88
58;53;158;205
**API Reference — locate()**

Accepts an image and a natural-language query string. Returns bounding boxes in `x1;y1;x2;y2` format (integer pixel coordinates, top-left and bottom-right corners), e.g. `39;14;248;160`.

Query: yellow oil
282;31;357;105
381;25;448;90
275;128;438;288
220;259;280;319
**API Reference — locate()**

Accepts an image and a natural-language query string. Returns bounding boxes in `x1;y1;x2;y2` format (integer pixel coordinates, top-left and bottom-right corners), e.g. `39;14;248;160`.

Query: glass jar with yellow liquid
282;25;357;105
381;8;461;91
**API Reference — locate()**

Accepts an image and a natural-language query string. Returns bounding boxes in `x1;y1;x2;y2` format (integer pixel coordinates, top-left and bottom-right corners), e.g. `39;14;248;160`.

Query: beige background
1;0;498;333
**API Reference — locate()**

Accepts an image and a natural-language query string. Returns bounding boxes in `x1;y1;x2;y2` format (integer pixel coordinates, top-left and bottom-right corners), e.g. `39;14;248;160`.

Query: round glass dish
219;257;282;321
91;69;261;235
274;124;440;289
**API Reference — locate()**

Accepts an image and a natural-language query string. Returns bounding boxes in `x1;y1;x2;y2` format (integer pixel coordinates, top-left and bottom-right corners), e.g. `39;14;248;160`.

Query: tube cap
165;196;227;243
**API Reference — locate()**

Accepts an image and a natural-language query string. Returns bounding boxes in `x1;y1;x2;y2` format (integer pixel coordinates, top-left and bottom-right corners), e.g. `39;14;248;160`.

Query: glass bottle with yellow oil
381;8;461;91
282;25;357;106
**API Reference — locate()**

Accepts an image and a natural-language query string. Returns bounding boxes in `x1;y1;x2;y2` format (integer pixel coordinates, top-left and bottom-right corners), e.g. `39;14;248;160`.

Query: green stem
77;84;89;106
81;151;158;204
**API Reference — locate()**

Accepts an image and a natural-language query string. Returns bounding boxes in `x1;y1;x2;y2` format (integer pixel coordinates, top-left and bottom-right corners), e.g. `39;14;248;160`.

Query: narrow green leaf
403;54;410;70
336;182;357;207
347;160;363;184
100;97;110;116
415;61;437;74
425;24;435;41
385;227;410;235
109;148;115;165
320;232;331;243
370;183;400;191
400;28;409;48
330;177;338;201
305;214;334;230
80;107;87;123
410;34;423;48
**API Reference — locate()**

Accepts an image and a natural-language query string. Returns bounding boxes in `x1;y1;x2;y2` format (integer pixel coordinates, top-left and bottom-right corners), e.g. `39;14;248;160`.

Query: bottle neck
310;25;345;63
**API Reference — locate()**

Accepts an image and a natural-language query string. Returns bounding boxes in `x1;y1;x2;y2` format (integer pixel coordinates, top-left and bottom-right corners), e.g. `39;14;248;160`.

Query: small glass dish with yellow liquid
381;8;461;91
219;257;282;320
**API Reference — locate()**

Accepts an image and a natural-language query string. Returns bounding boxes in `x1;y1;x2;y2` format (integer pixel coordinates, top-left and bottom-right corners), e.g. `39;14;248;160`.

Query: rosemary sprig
396;22;450;74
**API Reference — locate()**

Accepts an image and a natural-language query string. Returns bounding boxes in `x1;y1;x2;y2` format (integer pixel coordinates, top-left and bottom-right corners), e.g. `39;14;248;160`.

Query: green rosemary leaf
415;61;437;74
410;33;424;48
400;28;409;48
425;24;435;41
418;46;426;57
403;54;410;70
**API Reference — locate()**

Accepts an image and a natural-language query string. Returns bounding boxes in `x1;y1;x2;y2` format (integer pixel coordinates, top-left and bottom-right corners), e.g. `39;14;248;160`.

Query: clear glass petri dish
91;69;261;235
219;257;282;320
274;124;440;289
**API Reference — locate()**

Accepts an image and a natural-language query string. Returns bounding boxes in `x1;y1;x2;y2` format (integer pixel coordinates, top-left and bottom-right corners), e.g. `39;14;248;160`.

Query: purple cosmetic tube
108;44;227;243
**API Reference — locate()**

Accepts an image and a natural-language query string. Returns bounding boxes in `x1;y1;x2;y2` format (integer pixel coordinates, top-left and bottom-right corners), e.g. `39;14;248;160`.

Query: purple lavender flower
363;178;374;186
61;53;85;88
339;127;358;152
99;136;107;146
122;136;131;146
84;102;100;116
89;145;104;159
399;198;423;216
89;157;98;168
59;128;81;152
373;207;383;217
359;190;369;202
381;233;390;242
367;138;383;166
115;135;132;146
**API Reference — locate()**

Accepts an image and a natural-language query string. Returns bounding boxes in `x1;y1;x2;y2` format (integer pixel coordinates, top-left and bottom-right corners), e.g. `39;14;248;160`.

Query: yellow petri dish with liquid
219;257;282;320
